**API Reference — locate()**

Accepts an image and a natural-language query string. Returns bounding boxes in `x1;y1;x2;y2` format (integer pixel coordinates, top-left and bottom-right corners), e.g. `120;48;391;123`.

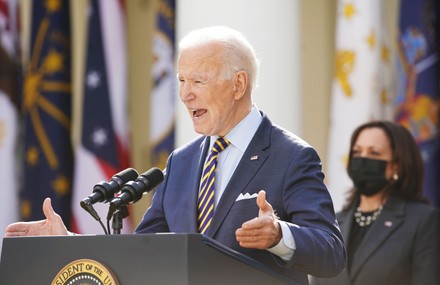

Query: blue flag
21;0;73;225
150;0;176;169
395;0;440;207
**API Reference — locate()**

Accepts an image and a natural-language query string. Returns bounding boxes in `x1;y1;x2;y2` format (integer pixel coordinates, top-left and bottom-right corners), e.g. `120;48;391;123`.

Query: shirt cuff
266;221;296;261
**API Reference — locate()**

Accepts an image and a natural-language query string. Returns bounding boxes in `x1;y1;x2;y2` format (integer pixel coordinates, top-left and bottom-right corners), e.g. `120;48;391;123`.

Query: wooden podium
0;233;298;284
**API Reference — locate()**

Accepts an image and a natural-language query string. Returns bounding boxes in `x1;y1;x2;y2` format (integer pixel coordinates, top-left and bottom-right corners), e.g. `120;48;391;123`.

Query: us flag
71;0;132;234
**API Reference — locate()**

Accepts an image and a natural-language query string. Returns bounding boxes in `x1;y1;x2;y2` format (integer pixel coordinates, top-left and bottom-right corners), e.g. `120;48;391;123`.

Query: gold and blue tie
197;137;230;234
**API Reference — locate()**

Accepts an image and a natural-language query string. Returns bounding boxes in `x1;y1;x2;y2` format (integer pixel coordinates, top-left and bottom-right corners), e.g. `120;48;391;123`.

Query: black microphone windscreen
114;168;139;182
140;167;164;187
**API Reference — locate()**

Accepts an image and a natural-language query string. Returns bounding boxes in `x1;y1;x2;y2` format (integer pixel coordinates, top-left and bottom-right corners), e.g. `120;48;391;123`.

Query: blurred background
0;0;439;253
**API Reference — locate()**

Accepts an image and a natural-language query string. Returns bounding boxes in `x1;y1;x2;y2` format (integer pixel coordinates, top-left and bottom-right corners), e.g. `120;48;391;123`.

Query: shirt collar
210;105;263;152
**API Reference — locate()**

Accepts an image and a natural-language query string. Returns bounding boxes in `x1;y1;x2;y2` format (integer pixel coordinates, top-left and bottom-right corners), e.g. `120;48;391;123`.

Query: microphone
81;168;139;206
107;167;164;219
80;168;139;221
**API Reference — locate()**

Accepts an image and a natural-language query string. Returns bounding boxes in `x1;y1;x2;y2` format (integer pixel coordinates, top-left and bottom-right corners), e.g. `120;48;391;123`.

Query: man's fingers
5;222;28;235
235;226;277;249
4;229;28;237
241;215;275;230
5;220;43;236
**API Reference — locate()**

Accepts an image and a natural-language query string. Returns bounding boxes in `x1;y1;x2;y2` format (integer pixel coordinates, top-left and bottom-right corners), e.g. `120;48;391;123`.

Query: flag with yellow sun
326;0;395;211
21;0;73;226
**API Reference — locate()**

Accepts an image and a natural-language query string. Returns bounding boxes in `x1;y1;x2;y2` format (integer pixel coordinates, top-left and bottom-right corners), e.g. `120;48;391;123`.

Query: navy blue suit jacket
135;114;345;284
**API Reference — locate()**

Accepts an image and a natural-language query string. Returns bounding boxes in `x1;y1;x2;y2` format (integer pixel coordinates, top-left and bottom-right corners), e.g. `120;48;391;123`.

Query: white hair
179;26;260;91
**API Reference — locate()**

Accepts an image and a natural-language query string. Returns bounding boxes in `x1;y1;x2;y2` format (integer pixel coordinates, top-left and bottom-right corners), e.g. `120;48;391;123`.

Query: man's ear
233;71;248;100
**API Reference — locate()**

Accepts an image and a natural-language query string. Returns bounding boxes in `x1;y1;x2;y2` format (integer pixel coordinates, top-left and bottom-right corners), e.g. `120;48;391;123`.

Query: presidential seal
51;259;119;285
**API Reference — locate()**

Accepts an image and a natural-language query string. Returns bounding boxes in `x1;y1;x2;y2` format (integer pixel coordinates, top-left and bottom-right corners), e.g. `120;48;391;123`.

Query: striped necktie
197;137;230;234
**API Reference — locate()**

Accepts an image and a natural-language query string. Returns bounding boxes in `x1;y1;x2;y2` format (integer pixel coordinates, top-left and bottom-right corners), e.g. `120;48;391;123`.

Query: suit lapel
350;196;405;279
207;116;272;237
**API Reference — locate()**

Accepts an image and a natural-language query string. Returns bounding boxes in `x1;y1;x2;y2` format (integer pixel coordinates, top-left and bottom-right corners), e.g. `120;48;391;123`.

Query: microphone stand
111;205;129;234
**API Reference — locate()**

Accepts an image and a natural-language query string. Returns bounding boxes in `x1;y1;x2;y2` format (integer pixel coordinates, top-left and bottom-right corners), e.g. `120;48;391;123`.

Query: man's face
177;44;241;137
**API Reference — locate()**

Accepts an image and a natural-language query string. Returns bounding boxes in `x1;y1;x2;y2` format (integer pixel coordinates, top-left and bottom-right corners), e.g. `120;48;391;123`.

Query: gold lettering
52;260;118;285
94;266;103;276
104;275;113;285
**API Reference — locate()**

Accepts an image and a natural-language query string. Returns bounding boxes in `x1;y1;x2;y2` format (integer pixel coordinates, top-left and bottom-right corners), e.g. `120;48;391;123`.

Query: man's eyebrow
177;73;209;81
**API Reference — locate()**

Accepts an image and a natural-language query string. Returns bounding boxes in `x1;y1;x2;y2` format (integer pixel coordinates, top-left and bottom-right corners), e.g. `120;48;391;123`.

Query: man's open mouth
192;109;207;118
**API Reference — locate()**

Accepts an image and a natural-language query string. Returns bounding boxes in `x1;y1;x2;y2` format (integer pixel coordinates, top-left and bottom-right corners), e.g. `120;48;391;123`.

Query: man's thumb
42;197;56;220
257;190;272;215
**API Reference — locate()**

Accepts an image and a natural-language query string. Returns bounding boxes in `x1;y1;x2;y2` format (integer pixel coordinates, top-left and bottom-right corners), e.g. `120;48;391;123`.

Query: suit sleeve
277;146;346;277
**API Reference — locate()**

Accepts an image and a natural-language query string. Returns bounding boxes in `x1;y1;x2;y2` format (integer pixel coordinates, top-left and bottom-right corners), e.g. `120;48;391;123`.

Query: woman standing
311;121;440;285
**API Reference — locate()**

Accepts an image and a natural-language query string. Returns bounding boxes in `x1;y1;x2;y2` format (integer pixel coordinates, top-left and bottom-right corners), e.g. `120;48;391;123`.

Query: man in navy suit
6;26;345;284
134;26;345;284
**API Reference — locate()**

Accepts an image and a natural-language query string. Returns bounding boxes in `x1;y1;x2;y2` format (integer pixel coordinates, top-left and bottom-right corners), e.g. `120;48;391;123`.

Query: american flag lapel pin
250;155;259;160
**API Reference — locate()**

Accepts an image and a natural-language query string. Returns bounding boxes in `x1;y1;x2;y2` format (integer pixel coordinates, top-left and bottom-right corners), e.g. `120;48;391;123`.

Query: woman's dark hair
344;121;426;209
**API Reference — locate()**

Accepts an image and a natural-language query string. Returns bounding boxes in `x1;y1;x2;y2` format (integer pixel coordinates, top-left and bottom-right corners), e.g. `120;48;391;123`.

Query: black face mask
348;157;389;196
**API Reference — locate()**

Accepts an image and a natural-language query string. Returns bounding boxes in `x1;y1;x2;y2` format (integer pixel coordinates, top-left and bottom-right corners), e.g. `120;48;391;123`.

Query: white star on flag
91;127;108;147
87;70;100;88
